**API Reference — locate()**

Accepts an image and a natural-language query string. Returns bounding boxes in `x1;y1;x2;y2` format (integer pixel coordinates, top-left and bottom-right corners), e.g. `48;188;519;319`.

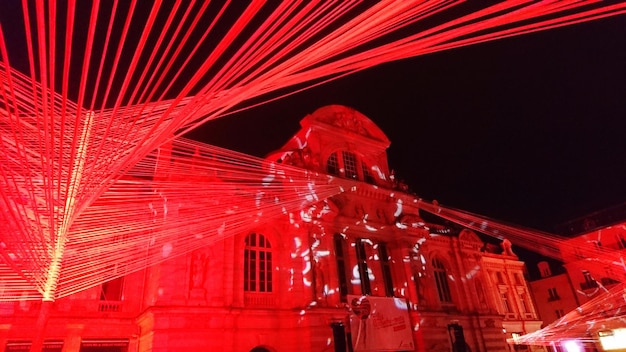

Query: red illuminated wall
0;106;543;352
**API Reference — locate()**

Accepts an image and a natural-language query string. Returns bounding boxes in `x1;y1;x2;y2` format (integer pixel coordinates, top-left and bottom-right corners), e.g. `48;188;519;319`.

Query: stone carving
190;251;207;289
501;238;516;257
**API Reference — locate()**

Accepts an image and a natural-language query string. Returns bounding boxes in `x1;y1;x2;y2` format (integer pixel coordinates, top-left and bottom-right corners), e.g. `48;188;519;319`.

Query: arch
250;346;274;352
458;229;482;244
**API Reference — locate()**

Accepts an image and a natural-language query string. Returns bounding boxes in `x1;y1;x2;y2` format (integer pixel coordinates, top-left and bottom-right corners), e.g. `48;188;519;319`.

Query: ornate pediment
309;105;390;144
459;229;483;245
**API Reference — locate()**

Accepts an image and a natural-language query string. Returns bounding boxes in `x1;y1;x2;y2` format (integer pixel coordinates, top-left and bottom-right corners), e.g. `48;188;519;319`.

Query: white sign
348;295;415;351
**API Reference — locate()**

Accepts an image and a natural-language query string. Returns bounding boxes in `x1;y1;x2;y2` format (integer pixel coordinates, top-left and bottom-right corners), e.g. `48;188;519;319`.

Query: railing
98;301;122;312
244;293;277;307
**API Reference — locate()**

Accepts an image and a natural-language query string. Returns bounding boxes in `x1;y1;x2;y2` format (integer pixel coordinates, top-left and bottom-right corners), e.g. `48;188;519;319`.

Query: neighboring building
0;105;543;352
559;221;626;305
528;262;580;325
524;207;626;351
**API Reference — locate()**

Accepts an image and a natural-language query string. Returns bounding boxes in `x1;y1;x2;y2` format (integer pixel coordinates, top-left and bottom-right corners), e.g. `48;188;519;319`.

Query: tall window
244;233;272;292
496;272;505;284
433;258;452;303
519;293;529;313
333;234;349;301
362;162;375;184
501;292;512;313
327;152;339;176
355;239;372;295
342;151;358;179
378;243;394;297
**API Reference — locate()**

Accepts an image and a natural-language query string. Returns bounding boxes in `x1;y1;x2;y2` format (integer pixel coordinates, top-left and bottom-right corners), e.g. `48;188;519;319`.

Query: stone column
62;324;84;352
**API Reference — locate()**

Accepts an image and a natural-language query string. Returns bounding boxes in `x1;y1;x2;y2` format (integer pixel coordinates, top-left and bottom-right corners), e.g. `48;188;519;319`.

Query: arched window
342;151;358;179
327;152;340;176
432;258;452;303
244;233;272;292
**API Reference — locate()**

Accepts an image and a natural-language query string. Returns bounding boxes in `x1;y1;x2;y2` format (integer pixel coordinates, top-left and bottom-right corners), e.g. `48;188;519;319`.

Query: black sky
188;14;626;242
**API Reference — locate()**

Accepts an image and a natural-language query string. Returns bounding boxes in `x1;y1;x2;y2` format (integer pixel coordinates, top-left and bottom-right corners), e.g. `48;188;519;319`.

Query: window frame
501;292;512;313
432;258;453;303
378;243;394;297
244;233;273;293
333;234;350;302
355;238;372;295
326;150;376;185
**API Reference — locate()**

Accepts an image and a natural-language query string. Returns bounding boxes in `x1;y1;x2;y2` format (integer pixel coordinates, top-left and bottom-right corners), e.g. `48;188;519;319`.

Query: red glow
1;0;625;304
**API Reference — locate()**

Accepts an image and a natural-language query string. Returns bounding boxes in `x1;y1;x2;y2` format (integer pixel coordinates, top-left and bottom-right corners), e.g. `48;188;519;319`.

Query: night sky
186;14;626;269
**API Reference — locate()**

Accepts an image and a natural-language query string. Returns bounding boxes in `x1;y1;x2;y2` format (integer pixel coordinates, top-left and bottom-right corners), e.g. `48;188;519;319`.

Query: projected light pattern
1;0;626;307
510;281;626;347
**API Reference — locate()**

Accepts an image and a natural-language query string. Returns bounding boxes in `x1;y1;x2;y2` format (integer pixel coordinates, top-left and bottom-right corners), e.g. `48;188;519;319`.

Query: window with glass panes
355;239;372;295
327;152;339;176
501;292;512;313
244;233;273;292
378;243;394;297
325;150;375;184
433;258;452;303
333;234;349;301
342;151;358;179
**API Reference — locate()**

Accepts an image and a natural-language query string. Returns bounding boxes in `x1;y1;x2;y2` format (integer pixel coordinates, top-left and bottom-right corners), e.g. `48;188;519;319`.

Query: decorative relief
189;250;208;302
279;147;320;170
191;251;207;289
322;109;370;137
309;105;390;143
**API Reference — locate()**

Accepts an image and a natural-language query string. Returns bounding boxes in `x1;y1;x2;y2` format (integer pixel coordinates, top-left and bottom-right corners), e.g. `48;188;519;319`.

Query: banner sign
348;295;415;351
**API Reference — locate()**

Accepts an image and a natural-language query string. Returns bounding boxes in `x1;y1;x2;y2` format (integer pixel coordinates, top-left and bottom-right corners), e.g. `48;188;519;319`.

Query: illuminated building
0;105;543;351
528;263;580;326
1;2;625;351
518;204;626;351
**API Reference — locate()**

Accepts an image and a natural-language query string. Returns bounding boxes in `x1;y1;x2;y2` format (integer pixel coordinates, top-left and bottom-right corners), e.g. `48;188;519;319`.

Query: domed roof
306;105;390;144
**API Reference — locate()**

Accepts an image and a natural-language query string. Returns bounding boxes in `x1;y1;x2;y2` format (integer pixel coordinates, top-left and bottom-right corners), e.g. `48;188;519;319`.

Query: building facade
1;105;543;352
528;263;580;326
525;206;626;351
